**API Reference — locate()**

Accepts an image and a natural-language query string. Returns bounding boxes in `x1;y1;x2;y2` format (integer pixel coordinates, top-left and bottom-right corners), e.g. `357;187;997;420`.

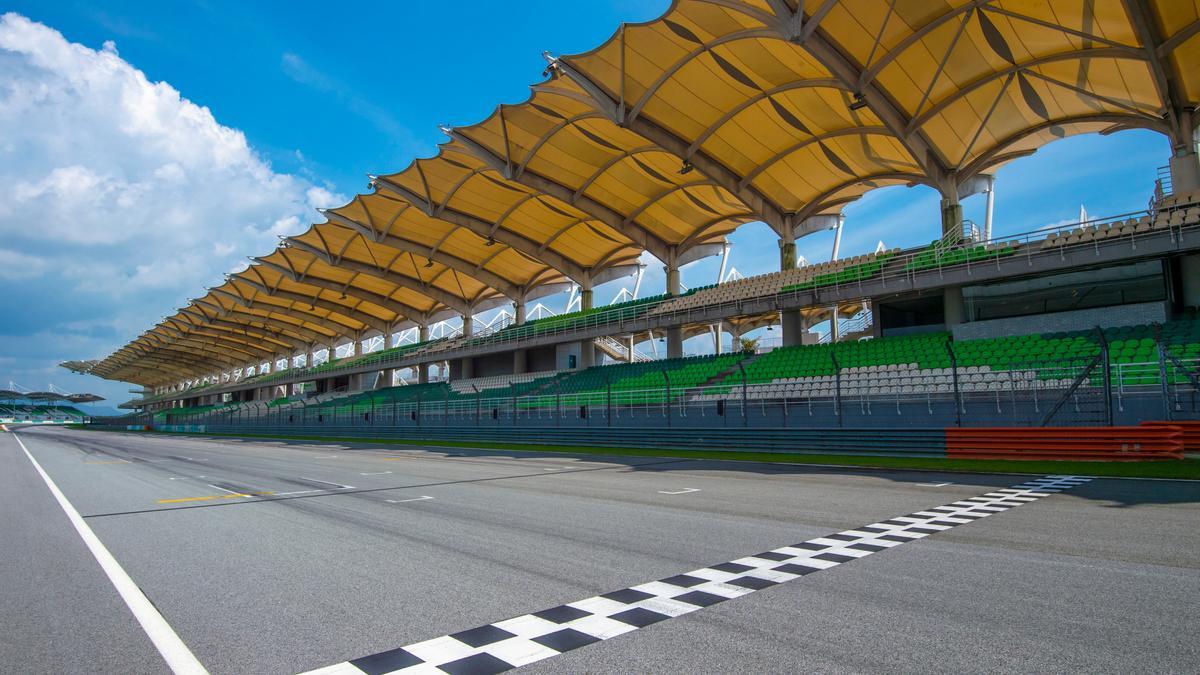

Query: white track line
299;477;355;489
206;484;254;498
14;433;208;675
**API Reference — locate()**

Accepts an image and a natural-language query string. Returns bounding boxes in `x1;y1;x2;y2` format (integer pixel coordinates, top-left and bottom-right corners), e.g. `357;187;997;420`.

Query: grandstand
61;2;1200;446
0;388;103;424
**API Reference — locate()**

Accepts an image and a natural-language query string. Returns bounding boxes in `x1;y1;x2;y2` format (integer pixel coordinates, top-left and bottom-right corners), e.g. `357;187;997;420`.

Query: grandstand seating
904;240;1019;271
173;315;1200;423
0;404;89;421
140;211;1200;416
448;370;558;395
651;250;901;315
453;294;672;348
699;318;1200;399
1158;187;1200;210
514;353;747;406
158;404;232;421
784;251;898;291
650;240;1019;317
1040;211;1200;248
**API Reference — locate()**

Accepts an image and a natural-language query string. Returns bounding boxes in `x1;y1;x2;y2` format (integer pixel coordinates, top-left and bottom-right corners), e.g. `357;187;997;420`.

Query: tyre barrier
1139;421;1200;452
945;426;1183;461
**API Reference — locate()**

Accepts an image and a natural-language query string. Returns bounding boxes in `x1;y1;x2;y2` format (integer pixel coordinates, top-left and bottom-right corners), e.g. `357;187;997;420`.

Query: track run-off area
4;426;1198;674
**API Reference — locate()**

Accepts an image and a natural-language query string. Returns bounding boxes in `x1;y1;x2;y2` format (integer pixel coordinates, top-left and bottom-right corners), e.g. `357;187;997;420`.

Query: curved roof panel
76;0;1199;386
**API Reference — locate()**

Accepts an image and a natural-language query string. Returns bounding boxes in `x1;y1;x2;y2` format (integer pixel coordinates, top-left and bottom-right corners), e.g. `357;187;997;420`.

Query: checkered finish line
305;475;1091;675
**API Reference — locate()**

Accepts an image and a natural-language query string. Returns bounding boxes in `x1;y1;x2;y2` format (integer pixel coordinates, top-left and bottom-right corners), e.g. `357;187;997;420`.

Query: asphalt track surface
3;426;1198;674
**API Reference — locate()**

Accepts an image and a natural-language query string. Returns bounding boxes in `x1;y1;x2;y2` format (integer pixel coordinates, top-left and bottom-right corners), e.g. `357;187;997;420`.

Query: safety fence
110;348;1200;434
135;423;1184;462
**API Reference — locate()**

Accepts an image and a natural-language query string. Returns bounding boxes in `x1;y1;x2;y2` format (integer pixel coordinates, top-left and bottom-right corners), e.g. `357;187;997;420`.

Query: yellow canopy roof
87;0;1200;386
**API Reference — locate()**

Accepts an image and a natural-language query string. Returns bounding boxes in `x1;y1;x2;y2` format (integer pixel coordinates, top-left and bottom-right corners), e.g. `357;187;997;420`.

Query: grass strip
69;425;1200;480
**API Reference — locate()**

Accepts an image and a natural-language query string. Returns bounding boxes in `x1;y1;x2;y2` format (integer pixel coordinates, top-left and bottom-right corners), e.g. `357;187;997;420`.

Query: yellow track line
157;492;272;504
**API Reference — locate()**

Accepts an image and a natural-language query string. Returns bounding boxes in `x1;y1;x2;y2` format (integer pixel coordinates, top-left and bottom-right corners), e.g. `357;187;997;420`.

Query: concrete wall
474;352;515;378
528;346;557;373
555;342;582;370
951;301;1170;341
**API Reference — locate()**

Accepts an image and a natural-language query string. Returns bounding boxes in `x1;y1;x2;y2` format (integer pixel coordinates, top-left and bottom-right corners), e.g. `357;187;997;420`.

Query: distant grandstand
0;386;103;424
62;2;1200;446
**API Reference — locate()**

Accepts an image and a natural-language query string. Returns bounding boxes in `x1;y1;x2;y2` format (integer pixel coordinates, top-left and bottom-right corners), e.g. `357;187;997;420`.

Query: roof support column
1171;117;1200;195
1179;254;1200;308
983;175;996;241
828;219;845;344
944;286;966;329
579;282;594;312
514;299;527;326
780;227;801;348
781;309;805;348
661;249;683;359
665;326;683;360
461;313;474;338
941;189;963;239
578;276;596;369
665;265;681;297
1168;85;1200;195
778;230;797;271
417;324;430;384
1170;146;1200;195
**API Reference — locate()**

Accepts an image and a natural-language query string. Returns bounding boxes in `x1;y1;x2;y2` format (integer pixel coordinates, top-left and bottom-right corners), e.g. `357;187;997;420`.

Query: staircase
594;335;650;363
692;351;762;391
820;309;874;344
521;372;573;397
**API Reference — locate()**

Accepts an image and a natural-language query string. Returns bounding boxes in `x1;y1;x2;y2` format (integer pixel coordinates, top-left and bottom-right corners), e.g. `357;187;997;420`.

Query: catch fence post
606;373;613;428
1155;324;1172;422
947;338;962;427
738;361;748;428
832;350;843;428
663;367;672;428
1095;326;1113;426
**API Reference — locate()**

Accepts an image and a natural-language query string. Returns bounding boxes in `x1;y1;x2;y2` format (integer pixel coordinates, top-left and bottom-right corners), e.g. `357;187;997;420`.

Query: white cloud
0;12;344;399
0;248;47;278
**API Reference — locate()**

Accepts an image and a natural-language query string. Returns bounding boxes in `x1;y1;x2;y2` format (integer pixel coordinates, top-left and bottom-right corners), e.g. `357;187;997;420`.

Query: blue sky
8;0;666;193
0;1;1176;407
